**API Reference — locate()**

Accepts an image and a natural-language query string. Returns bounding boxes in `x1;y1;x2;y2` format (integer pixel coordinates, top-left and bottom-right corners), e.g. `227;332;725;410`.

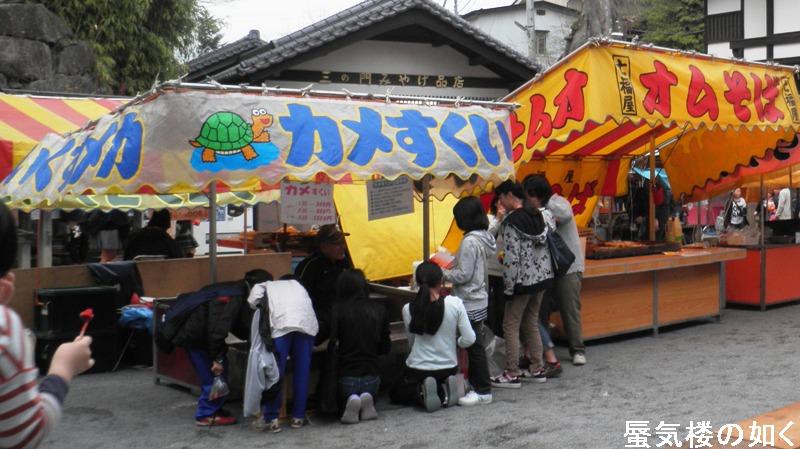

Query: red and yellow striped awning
506;40;800;226
0;93;127;179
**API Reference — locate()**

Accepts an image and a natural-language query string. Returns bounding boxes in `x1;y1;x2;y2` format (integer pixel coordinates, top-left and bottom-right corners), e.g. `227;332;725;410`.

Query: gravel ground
43;305;800;449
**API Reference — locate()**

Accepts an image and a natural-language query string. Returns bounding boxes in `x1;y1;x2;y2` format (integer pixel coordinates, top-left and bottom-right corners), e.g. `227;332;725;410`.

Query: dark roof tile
213;0;538;82
188;29;270;73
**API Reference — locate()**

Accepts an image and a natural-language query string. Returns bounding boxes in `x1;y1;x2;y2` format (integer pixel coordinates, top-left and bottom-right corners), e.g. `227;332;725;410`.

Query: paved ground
43;305;800;449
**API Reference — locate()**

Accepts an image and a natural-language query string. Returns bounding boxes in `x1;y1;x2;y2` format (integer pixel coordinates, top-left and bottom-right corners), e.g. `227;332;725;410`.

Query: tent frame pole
243;206;248;254
422;175;431;261
209;183;218;284
648;134;656;241
760;174;766;311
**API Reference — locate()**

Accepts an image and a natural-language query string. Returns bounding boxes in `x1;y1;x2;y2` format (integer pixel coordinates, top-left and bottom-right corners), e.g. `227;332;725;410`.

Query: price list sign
366;176;414;221
280;181;336;225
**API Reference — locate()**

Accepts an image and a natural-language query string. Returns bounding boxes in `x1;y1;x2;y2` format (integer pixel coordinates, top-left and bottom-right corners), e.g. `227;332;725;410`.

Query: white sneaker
458;391;493;406
573;353;587;366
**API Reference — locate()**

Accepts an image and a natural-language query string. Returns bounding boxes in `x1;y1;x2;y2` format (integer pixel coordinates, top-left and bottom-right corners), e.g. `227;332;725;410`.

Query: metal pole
648;134;656;241
422;175;431;261
36;211;52;267
760;174;766;311
17;212;31;269
243;206;248;254
696;201;701;243
209;183;218;284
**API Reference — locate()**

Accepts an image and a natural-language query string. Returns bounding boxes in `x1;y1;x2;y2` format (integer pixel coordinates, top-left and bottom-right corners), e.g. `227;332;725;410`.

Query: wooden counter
553;247;746;341
11;253;293;327
725;244;800;309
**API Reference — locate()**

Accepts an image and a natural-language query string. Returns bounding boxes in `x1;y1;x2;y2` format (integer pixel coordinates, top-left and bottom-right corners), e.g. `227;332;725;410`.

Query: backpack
155;282;247;354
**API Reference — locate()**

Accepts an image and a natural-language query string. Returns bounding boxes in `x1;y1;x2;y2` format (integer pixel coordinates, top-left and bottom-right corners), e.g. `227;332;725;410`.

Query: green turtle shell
194;112;253;151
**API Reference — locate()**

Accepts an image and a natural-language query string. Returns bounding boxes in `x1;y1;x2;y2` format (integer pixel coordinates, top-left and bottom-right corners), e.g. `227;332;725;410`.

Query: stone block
57;42;95;75
0;4;71;44
0;36;52;81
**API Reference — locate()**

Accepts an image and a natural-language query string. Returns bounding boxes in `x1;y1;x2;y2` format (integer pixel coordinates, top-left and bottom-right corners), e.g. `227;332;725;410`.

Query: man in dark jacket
295;224;352;342
123;209;183;260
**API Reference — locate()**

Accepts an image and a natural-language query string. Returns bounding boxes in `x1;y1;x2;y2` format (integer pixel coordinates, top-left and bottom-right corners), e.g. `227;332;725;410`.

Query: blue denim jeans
339;375;380;403
262;332;315;421
538;321;555;350
186;348;228;420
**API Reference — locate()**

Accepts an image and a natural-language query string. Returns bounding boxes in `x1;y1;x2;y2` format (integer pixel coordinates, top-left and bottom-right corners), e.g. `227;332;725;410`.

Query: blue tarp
632;167;670;189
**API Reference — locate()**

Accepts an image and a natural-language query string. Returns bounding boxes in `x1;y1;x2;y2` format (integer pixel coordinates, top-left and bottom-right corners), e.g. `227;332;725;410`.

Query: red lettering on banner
751;73;785;123
686;65;719;120
639;61;678;118
723;71;752;122
550;180;598;216
525;95;553;150
552;69;589;128
509;111;526;162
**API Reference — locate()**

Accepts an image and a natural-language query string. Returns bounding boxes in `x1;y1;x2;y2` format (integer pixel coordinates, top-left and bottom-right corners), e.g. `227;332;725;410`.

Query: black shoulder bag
547;230;576;278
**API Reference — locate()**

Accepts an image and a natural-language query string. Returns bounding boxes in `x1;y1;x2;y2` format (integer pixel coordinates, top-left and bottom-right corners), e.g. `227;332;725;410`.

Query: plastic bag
209;376;230;401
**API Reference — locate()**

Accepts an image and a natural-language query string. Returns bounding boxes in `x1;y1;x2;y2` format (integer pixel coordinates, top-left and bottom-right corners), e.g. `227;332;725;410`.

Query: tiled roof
464;0;579;20
187;30;270;74
213;0;538;82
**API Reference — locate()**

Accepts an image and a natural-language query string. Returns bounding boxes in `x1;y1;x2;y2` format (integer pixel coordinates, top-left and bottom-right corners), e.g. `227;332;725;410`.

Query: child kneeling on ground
390;262;476;412
334;269;391;424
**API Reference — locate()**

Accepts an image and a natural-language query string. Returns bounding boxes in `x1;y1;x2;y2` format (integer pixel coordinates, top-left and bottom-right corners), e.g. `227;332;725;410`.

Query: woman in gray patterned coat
489;181;555;388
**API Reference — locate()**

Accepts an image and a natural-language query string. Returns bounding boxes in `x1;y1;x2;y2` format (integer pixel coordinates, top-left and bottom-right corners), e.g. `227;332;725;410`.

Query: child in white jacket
247;278;318;432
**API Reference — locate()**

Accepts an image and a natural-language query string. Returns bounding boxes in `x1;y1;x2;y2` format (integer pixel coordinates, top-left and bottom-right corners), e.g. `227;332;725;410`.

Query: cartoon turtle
189;108;273;163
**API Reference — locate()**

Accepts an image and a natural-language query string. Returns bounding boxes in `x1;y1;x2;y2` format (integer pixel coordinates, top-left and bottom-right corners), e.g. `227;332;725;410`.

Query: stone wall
0;1;104;93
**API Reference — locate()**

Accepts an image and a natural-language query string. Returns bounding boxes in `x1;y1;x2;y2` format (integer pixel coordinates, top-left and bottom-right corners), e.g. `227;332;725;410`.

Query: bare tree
565;0;646;54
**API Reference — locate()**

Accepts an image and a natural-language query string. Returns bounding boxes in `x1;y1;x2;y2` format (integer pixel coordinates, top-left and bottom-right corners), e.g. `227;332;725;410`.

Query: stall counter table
553;247;745;341
725;244;800;309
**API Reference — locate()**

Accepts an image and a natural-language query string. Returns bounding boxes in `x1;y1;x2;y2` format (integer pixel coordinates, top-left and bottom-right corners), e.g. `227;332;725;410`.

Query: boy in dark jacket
169;270;272;426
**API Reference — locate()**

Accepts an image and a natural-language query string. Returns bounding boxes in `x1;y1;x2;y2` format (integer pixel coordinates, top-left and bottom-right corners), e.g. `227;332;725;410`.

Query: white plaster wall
534;6;578;67
745;0;767;38
707;42;735;58
744;46;768;61
287;40;512;99
262;79;511;101
293;41;499;77
469;9;528;55
466;4;578;68
707;0;741;15
773;42;800;59
773;0;800;33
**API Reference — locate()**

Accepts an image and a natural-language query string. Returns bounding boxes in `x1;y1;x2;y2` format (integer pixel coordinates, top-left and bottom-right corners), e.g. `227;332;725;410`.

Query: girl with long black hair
390;262;475;412
443;196;495;407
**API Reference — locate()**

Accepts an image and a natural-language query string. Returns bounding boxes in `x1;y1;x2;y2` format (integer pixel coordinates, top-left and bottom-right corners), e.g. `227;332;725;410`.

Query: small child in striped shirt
0;202;93;449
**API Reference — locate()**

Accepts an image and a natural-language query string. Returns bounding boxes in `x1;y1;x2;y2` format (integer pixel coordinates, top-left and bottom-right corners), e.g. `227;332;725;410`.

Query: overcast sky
204;0;514;44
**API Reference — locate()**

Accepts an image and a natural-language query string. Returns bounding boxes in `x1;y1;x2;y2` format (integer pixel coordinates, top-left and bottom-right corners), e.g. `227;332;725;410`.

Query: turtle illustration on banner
189;108;279;171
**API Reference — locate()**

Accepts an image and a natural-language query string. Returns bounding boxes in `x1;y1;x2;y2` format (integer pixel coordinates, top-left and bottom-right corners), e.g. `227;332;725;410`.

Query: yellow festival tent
2;84;515;280
0;92;286;211
505;39;800;228
0;93;126;179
